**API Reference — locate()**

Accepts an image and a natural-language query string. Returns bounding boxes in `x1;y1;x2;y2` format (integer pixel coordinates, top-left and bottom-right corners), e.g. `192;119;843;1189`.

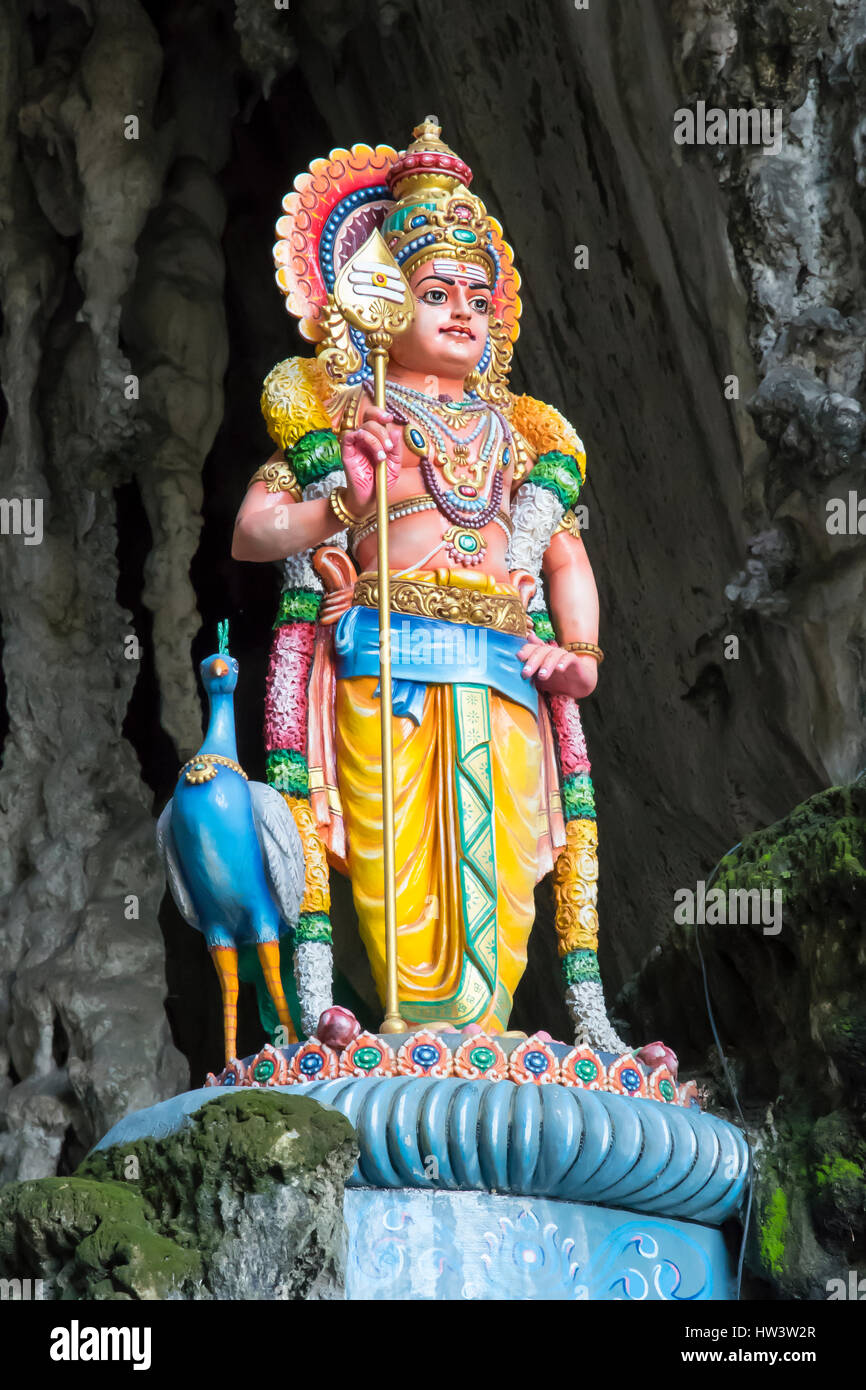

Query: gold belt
352;569;530;637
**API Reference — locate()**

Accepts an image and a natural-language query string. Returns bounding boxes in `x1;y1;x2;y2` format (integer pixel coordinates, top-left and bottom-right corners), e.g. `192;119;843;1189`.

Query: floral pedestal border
206;1032;696;1108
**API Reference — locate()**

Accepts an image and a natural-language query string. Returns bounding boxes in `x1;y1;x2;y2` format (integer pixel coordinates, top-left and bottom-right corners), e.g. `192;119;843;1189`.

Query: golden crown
381;117;499;285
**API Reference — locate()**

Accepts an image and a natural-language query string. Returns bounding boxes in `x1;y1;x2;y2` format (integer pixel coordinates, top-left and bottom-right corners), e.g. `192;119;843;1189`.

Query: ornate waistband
352;569;530;636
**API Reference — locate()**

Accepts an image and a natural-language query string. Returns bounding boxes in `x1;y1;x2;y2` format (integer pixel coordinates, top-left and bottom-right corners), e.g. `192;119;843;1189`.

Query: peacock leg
210;944;240;1065
257;940;298;1044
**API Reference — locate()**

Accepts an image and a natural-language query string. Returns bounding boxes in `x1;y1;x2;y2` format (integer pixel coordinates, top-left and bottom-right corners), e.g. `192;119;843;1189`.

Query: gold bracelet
329;486;364;527
565;641;604;663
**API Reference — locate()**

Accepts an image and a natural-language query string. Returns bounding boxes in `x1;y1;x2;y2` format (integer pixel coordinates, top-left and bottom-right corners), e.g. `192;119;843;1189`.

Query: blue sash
334;605;538;724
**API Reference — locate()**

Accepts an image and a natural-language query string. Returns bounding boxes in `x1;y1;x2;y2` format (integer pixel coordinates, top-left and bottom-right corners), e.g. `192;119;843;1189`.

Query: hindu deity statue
232;118;625;1053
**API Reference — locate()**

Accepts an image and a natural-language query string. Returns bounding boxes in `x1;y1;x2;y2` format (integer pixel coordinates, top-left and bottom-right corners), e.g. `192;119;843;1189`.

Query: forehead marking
430;257;489;285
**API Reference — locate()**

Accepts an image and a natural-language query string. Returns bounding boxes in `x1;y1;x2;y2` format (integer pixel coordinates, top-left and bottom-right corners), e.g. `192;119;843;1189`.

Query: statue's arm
518;532;599;700
509;386;600;700
232;455;338;562
542;530;600;698
230;354;390;563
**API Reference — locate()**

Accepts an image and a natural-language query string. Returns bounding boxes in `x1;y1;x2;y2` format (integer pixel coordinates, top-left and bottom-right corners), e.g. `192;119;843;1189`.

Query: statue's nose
211;658;229;678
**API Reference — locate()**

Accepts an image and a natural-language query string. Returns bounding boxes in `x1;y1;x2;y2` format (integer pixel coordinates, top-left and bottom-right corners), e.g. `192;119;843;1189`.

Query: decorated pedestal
96;1033;748;1301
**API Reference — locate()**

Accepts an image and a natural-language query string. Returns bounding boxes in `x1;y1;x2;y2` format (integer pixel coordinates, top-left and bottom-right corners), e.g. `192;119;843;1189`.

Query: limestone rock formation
0;1089;356;1299
673;0;866;784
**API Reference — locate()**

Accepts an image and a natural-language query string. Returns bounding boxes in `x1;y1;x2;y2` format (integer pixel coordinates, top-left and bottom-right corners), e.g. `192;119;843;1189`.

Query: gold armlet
247;460;301;500
564;641;604;663
553;509;583;538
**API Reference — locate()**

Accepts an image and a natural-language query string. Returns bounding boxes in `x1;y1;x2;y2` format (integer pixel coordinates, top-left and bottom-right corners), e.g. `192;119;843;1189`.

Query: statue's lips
439;325;475;339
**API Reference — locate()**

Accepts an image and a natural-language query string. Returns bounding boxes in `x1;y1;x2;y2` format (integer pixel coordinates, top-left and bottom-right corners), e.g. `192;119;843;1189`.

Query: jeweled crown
381;117;499;286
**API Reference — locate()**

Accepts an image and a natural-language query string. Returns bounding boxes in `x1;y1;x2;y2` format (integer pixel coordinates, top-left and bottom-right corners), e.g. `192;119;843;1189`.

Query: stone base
93;1077;747;1300
344;1187;734;1300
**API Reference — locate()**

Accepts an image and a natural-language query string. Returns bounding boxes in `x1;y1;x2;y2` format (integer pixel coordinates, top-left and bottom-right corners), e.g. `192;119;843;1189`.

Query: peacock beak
211;658;229;678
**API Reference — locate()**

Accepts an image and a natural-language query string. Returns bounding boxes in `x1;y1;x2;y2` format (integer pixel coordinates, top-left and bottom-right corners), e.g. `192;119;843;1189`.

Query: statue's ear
314;545;358;593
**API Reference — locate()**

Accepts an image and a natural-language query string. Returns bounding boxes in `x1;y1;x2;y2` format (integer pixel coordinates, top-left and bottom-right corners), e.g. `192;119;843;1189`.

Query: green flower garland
288;429;342;489
525;449;583;511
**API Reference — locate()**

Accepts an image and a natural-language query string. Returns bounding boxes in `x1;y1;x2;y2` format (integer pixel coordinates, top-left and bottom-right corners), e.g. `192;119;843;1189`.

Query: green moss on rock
0;1090;357;1300
815;1156;861;1189
759;1188;788;1277
0;1176;200;1300
81;1089;352;1210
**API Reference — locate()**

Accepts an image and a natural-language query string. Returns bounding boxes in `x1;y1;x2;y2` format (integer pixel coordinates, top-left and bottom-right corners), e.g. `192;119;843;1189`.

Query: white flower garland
505;483;564;610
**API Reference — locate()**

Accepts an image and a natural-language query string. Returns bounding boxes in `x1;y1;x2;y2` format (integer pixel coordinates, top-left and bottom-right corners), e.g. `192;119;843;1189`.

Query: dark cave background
1;1;864;1288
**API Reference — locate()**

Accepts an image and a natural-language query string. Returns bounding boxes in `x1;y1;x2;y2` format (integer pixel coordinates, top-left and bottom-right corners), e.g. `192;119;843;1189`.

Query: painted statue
232;118;625;1052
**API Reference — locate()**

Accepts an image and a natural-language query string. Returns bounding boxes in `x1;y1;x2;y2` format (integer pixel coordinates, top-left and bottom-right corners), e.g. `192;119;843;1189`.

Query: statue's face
389;261;492;379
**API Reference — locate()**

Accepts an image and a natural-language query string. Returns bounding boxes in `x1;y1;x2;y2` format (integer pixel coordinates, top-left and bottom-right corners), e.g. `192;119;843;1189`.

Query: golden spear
333;229;415;1033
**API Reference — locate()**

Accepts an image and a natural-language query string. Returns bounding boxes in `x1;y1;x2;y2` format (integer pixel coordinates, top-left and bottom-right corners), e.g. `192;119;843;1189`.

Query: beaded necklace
385;383;503;488
381;382;516;566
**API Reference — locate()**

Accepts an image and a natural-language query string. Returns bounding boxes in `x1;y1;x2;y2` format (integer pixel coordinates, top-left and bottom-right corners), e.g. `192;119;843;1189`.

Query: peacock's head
201;651;239;695
201;618;238;694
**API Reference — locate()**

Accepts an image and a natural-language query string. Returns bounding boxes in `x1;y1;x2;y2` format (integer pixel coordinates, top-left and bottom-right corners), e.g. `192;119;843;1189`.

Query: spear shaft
369;337;403;1033
332;231;414;1034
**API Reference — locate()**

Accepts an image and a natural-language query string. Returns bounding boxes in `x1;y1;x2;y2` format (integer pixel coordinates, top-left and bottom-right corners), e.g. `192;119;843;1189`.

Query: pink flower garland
264;622;316;754
548;693;591;777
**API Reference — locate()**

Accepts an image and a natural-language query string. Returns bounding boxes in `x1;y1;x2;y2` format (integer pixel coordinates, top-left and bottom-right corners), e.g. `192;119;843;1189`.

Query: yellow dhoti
335;675;542;1031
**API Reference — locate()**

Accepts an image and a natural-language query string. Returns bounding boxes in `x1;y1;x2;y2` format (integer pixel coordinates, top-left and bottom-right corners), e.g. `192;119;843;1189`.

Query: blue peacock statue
156;621;307;1065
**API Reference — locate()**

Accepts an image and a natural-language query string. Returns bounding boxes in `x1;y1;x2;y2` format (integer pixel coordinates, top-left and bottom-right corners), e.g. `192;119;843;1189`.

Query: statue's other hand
319;587;355;626
517;636;599;700
340;408;400;512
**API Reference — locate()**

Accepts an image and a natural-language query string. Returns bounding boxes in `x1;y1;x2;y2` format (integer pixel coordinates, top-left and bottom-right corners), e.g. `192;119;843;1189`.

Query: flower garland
504;431;603;995
260;398;347;1034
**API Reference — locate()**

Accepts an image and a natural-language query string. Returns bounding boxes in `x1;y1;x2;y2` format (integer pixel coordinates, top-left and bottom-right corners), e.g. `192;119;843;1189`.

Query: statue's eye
423;288;448;304
470;297;491;314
